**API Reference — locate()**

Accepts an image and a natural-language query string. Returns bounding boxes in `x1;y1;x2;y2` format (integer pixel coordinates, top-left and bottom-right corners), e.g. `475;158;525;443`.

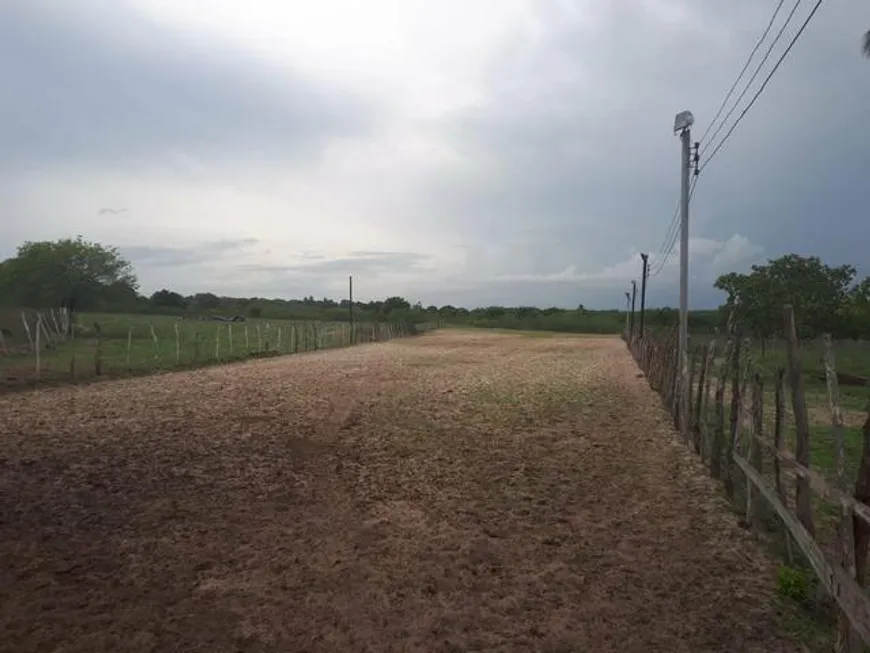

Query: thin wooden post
20;312;34;350
244;325;250;352
783;305;815;537
746;373;764;530
711;336;734;479
228;324;234;355
700;338;717;461
126;327;133;368
257;324;263;352
724;336;743;495
855;414;870;589
174;323;181;364
824;334;861;652
773;368;795;564
94;322;103;376
149;324;160;362
687;345;700;451
215;325;220;360
34;314;42;378
49;309;62;341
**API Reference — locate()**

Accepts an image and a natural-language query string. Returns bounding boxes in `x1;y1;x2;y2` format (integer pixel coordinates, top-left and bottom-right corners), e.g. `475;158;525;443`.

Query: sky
2;0;868;309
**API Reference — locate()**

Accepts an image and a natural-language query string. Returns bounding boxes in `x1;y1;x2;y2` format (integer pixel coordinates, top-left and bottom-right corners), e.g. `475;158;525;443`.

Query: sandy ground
0;331;802;652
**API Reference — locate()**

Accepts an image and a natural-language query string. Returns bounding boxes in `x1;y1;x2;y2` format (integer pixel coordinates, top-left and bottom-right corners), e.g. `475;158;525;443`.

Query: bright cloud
2;0;867;308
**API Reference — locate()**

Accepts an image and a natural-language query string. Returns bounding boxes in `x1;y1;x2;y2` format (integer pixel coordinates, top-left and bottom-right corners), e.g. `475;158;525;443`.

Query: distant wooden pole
349;275;354;345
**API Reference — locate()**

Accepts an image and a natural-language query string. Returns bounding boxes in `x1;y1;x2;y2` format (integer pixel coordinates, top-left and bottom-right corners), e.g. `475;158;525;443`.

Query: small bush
777;565;811;604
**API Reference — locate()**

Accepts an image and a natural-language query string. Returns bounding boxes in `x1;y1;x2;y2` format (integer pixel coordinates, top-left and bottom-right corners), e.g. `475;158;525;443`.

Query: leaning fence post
783;305;815;537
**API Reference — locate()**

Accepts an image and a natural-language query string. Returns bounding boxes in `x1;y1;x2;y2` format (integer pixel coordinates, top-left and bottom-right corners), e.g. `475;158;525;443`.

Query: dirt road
0;331;801;652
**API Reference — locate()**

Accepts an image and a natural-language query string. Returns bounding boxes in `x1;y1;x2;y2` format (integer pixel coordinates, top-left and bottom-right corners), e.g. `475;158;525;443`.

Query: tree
192;292;221;310
715;254;857;341
150;289;187;310
839;277;870;340
0;236;137;312
382;296;410;314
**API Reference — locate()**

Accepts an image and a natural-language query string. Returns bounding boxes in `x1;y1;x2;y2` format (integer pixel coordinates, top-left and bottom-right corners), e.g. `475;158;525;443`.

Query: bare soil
0;331;802;652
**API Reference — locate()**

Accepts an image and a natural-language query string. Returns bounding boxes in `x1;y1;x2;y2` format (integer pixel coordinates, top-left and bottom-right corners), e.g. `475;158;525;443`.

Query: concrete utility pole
674;110;694;443
629;280;637;340
639;253;649;338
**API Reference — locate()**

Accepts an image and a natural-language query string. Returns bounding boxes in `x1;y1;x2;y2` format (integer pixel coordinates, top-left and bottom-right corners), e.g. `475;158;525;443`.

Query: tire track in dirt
0;332;802;652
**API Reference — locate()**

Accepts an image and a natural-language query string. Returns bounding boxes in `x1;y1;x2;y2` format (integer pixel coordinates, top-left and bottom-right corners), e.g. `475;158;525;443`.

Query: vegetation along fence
0;310;438;390
629;304;870;651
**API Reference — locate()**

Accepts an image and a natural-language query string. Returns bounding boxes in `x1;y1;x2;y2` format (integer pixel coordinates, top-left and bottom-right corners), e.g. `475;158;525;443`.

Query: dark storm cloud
0;2;380;170
422;0;870;305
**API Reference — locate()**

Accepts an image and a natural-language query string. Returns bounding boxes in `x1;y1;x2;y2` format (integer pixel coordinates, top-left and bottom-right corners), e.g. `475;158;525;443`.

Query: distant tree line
0;238;867;339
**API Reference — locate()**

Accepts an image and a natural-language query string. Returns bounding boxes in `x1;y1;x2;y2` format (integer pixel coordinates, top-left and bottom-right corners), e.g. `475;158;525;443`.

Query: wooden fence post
149;324;160;363
783;305;815;537
34;314;42;378
20;312;34;351
723;337;743;494
94;322;103;376
746;373;764;530
228;324;234;355
700;339;717;461
174;323;181;364
823;334;861;652
126;327;133;368
711;336;734;479
855;414;870;590
772;368;795;564
686;345;698;448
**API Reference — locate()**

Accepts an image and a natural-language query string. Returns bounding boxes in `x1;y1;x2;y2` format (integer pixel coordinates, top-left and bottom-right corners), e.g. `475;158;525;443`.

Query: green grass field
0;312;402;387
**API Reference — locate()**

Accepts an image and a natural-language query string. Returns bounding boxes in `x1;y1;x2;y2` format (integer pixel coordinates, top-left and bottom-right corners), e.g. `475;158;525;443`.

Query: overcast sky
2;1;868;308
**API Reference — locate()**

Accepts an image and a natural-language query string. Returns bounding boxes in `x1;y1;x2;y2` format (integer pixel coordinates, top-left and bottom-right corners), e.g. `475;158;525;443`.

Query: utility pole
639;253;649;338
348;275;354;344
624;292;631;338
674;110;694;443
629;280;637;340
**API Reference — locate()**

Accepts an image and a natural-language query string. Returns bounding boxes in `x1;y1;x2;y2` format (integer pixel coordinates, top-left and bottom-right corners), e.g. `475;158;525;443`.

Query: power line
700;0;804;159
697;0;786;147
648;1;787;283
699;0;824;174
649;176;699;278
650;200;681;274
